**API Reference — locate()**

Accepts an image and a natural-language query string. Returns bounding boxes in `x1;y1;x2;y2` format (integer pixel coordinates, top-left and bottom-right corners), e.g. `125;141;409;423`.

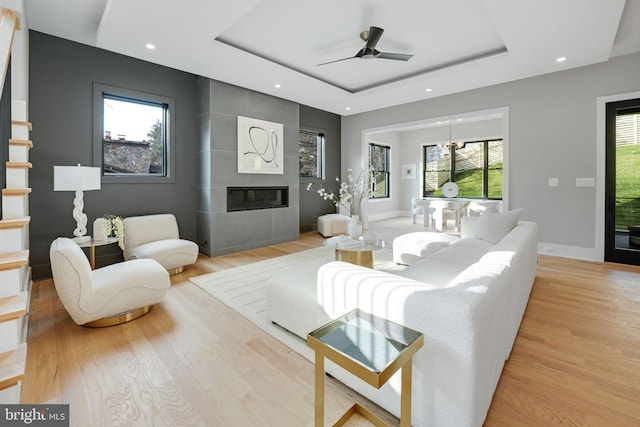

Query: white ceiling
24;0;640;116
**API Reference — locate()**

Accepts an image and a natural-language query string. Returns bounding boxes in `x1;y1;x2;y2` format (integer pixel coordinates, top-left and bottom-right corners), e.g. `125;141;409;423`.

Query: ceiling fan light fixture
317;26;413;66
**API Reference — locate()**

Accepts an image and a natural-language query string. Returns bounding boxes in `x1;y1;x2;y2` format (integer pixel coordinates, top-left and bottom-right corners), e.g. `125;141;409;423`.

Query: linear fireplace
227;186;289;212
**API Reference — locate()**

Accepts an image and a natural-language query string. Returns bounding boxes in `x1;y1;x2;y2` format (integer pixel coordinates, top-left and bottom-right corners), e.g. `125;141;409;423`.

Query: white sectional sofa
267;209;538;427
317;212;538;427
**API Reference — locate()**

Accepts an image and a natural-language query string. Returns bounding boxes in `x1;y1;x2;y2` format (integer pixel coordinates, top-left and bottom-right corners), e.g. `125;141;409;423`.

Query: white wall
342;51;640;261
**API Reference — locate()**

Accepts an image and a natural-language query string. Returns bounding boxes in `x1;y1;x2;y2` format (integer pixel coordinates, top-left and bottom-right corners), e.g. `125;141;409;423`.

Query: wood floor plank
21;223;640;426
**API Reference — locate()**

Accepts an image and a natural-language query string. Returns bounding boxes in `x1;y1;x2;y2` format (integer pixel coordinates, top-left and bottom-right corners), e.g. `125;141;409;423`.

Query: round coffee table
324;236;386;268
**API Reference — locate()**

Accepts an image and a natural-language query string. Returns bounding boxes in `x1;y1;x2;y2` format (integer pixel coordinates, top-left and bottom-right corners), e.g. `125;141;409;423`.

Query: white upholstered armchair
49;237;170;327
123;214;199;275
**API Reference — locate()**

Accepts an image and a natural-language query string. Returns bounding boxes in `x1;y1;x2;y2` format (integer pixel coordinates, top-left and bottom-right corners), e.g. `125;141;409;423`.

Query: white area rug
188;243;403;360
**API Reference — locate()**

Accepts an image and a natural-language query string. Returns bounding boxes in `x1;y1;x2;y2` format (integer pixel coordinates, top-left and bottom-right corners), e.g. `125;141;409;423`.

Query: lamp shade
54;165;101;191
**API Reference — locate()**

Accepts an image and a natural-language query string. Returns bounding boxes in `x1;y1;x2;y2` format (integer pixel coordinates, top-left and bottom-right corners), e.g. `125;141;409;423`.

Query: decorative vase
363;230;377;245
93;218;107;241
348;215;362;239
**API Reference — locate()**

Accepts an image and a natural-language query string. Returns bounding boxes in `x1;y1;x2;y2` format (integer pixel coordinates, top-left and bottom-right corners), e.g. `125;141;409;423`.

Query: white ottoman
393;232;459;265
266;258;328;338
317;214;350;237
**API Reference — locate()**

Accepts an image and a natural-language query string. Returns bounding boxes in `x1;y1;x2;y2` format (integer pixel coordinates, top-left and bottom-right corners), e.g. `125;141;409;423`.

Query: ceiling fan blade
366;26;384;50
376;52;414;61
316;56;355;66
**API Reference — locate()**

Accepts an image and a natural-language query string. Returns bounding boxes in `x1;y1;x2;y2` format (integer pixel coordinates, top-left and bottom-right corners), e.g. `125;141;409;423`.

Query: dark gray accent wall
29;31;198;279
196;78;300;256
299;105;341;232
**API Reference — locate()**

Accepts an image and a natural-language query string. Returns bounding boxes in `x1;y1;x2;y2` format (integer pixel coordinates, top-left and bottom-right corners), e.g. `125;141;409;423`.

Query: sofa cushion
450;237;495;253
428;238;494;266
395;258;467;286
392;232;459;265
476;209;522;244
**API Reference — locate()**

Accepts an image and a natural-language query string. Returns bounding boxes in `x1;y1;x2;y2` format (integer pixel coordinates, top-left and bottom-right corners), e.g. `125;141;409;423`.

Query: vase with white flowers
307;168;372;238
95;214;125;250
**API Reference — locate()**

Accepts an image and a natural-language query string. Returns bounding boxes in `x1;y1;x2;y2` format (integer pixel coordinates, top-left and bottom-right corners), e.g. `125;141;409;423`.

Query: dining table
413;198;471;232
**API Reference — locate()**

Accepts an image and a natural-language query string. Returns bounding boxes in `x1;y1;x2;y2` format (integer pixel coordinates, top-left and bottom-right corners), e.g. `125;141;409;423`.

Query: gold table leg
315;352;325;427
89;246;96;270
400;359;413;427
334;249;374;268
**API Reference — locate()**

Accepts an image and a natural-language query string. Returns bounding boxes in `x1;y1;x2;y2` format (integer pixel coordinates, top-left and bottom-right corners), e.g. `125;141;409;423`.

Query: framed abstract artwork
402;164;416;180
237;116;284;174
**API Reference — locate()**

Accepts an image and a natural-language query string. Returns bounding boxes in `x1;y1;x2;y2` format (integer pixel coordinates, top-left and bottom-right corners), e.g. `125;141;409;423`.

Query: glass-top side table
75;237;118;270
307;309;424;427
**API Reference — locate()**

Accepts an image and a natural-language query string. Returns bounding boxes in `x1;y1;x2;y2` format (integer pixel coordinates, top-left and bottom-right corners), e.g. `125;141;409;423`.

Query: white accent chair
411;198;424;224
49;237;170;327
317;214;350;237
412;198;436;227
123;214;199;275
429;200;456;231
467;201;501;217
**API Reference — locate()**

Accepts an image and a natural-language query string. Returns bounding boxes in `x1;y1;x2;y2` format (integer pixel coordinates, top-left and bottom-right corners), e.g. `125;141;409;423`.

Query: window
299;129;324;178
102;95;167;175
423;139;503;199
370;143;390;199
93;84;175;183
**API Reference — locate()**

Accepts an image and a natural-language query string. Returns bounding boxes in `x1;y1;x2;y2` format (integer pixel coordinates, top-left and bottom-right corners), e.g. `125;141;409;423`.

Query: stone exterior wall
103;139;151;173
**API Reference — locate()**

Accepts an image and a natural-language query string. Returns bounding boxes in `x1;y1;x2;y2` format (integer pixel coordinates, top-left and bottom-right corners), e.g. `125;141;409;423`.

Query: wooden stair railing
0;8;19;101
0;31;31;399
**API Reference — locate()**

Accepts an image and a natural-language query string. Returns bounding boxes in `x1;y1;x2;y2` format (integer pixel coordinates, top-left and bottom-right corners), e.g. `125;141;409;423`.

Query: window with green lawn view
299;129;324;179
370;143;390;199
423;139;503;199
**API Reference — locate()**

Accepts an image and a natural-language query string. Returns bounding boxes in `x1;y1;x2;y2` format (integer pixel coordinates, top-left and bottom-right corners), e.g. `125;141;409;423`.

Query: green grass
616;145;640;198
615;145;640;229
431;164;503;199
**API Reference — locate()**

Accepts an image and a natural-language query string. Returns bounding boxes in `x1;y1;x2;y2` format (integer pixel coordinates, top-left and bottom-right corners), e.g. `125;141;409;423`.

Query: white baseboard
368;210;407;222
537;242;601;263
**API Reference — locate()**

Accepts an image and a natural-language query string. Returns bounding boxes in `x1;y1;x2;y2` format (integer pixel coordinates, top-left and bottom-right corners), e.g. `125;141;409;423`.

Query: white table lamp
54;164;101;243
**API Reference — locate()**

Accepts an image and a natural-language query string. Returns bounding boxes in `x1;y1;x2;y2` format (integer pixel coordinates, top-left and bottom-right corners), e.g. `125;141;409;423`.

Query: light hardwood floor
22;229;640;426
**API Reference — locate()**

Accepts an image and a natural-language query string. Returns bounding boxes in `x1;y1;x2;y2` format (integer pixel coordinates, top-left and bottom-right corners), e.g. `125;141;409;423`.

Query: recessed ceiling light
425;88;432;92
556;56;566;62
345;107;351;111
145;43;156;50
274;84;281;88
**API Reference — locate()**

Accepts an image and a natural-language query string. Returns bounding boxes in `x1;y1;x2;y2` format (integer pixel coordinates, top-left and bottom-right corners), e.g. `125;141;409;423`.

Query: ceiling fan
317;26;413;66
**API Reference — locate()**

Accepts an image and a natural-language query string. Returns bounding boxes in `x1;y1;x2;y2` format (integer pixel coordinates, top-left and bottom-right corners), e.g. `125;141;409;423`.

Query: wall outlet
548;178;559;187
576;178;595;187
543;247;556;254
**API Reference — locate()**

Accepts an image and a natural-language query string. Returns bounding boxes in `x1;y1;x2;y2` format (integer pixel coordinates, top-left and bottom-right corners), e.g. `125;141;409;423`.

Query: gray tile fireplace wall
196;79;300;256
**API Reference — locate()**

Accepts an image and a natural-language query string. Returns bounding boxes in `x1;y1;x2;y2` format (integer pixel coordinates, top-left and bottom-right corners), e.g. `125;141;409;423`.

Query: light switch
548;178;559;187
